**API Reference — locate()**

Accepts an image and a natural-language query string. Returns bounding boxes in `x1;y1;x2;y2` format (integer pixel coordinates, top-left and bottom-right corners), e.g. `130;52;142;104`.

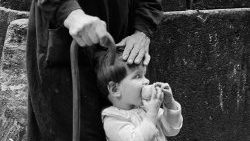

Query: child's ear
107;81;120;97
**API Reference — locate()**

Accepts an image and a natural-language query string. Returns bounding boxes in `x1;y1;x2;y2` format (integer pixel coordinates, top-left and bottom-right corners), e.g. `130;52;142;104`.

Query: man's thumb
116;38;126;47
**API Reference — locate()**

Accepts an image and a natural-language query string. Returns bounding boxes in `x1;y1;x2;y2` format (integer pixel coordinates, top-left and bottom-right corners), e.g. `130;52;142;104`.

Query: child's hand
161;83;177;110
142;84;163;125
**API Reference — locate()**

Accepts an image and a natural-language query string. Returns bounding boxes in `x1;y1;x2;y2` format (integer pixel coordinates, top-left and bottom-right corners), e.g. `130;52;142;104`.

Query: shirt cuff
163;101;183;129
56;0;81;26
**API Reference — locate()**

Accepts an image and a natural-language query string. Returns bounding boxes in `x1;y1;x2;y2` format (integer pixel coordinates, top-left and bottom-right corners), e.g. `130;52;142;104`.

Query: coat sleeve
133;0;163;38
35;0;81;26
158;101;183;137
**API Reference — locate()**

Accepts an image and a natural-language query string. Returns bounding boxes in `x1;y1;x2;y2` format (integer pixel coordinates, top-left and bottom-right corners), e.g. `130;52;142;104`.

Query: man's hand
64;9;114;47
116;30;150;65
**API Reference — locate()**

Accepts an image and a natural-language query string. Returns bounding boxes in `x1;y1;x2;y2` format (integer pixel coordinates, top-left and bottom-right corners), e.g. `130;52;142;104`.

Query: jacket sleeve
158;101;183;137
35;0;81;26
133;0;163;38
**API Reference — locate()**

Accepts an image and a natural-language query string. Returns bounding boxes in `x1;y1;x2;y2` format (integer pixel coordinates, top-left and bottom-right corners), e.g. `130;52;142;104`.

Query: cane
70;35;116;141
70;40;80;141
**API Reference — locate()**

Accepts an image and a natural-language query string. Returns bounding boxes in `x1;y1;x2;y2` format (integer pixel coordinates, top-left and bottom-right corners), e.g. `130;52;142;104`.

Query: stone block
161;0;250;11
0;0;31;11
0;8;8;62
162;0;187;11
191;0;250;10
190;0;250;9
0;7;29;63
0;19;28;141
149;8;250;141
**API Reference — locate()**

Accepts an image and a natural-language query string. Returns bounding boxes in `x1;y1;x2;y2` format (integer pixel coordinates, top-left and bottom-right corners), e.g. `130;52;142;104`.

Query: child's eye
135;74;142;79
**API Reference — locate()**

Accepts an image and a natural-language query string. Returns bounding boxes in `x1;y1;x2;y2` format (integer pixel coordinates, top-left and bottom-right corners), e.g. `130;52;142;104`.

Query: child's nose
143;78;150;85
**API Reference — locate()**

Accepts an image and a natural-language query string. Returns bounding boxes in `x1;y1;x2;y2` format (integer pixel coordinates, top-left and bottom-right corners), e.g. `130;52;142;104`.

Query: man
26;0;163;140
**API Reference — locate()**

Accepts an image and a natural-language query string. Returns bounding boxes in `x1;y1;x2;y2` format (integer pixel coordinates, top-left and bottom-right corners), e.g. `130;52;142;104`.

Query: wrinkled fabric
102;101;183;141
26;0;163;140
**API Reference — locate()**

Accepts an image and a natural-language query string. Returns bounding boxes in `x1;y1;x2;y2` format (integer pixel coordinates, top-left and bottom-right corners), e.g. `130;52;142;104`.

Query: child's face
118;65;149;109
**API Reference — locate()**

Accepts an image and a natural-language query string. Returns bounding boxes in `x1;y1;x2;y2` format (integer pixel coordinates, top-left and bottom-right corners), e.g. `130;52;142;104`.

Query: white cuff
163;101;183;129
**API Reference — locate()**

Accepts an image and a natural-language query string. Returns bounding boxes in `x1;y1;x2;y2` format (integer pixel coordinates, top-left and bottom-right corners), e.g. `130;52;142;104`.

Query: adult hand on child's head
64;9;114;47
116;30;150;66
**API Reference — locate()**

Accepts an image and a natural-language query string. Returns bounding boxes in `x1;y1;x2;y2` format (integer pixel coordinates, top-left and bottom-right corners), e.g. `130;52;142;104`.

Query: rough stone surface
0;8;9;63
0;0;31;11
0;5;250;141
0;7;29;64
149;8;250;141
191;0;250;10
162;0;187;11
161;0;250;11
0;19;28;141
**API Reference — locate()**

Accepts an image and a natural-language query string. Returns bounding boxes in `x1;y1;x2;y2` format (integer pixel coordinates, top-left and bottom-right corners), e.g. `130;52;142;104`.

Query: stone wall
0;7;29;63
0;19;28;141
1;1;250;141
0;0;31;11
162;0;250;11
149;8;250;141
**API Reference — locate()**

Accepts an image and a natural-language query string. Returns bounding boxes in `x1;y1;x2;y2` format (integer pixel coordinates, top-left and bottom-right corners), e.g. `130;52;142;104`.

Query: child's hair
95;47;142;97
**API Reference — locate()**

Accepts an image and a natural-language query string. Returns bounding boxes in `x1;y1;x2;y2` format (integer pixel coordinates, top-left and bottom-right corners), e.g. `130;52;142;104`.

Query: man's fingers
69;27;85;46
74;36;86;47
95;21;115;48
89;20;103;44
65;12;112;47
143;53;151;66
127;44;141;64
104;32;115;47
134;48;145;64
116;38;126;47
99;32;115;48
88;30;99;44
95;21;110;47
127;38;147;64
123;41;133;62
81;32;92;46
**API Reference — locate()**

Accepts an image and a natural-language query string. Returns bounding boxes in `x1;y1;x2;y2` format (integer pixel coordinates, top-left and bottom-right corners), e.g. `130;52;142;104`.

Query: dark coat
26;0;163;140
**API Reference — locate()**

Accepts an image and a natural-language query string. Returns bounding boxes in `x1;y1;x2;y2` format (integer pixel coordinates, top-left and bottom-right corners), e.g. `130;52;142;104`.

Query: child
95;47;183;141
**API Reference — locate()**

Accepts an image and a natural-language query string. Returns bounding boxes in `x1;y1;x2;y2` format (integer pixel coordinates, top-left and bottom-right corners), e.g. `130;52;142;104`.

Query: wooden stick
70;40;80;141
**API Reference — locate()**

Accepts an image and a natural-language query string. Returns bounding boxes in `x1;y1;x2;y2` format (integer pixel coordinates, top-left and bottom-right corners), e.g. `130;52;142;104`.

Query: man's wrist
56;0;81;26
63;9;85;28
135;30;147;36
